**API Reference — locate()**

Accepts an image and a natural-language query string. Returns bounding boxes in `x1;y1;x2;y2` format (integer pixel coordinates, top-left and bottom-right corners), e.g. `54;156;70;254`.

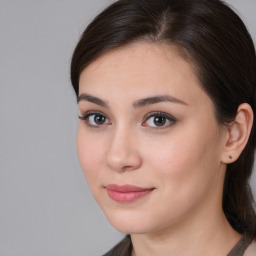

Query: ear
221;103;254;164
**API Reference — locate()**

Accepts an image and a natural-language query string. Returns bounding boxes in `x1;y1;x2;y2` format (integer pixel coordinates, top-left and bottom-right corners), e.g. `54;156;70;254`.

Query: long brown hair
71;0;256;239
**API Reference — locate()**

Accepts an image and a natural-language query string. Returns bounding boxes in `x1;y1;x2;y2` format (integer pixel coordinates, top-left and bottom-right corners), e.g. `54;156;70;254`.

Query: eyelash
79;111;111;128
142;111;176;129
79;111;176;129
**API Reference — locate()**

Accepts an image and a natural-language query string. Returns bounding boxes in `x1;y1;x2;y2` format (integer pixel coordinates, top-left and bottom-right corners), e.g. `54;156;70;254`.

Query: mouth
105;184;155;203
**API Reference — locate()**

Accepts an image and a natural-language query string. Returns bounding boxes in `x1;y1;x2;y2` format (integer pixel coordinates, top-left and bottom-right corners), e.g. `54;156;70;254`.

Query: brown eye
143;112;176;128
153;116;167;126
94;114;106;125
79;112;110;127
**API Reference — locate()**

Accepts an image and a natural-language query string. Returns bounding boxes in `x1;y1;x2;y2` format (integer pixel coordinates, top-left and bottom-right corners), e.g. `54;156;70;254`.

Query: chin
108;219;150;235
102;208;164;235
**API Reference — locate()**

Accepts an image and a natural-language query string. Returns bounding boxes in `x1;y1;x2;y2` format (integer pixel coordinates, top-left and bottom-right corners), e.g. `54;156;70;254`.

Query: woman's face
77;43;228;234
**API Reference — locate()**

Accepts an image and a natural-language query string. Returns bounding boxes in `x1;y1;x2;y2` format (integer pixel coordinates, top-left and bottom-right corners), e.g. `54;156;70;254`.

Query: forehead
80;42;194;82
79;42;210;107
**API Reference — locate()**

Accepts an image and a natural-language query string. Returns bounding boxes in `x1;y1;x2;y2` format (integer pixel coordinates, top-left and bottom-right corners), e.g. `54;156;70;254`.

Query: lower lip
106;189;154;203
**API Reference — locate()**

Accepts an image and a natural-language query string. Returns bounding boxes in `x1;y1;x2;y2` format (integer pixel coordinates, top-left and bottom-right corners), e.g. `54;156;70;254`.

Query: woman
70;0;256;255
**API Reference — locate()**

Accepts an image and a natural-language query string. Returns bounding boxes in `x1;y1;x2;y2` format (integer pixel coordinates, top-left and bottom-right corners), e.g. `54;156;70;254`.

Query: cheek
144;122;221;193
139;127;222;225
77;126;104;184
144;133;203;175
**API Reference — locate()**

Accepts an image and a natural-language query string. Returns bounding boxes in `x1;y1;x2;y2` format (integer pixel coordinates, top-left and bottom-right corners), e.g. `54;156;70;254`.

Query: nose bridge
105;124;141;172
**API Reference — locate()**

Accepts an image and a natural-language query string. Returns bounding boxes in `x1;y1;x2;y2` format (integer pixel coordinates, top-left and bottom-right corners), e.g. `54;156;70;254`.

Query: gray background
0;0;255;255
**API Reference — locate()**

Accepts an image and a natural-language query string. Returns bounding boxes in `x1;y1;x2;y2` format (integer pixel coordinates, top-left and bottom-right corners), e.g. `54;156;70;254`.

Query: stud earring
229;155;233;160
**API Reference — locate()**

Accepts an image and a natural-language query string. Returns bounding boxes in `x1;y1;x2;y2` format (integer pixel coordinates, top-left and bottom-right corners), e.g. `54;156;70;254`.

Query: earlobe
221;103;253;164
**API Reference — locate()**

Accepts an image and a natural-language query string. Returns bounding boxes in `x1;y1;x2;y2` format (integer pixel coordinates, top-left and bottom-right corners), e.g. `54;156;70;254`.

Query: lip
106;184;155;203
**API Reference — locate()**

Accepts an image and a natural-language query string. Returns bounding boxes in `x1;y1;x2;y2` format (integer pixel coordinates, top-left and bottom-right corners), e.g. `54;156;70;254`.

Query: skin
77;43;243;256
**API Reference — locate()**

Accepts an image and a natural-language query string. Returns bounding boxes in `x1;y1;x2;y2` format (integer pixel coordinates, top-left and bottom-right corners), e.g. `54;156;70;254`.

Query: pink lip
106;184;154;203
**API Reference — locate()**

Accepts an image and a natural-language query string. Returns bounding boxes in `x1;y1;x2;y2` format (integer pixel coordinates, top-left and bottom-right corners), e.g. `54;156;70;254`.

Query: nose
105;127;142;172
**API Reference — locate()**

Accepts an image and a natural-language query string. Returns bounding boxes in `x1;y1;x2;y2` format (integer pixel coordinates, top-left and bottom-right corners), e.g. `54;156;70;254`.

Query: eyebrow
77;93;109;108
77;93;187;108
133;95;188;108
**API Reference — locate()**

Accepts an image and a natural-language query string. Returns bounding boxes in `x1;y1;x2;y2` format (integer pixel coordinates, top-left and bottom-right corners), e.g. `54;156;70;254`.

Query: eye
143;112;176;128
79;111;111;127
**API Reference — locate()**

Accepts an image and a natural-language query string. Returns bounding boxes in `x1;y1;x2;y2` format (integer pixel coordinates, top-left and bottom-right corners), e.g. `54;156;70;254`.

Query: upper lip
106;184;154;192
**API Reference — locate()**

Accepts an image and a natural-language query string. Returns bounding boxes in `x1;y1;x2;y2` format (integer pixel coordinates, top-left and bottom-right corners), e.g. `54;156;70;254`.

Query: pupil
94;115;105;124
154;116;166;126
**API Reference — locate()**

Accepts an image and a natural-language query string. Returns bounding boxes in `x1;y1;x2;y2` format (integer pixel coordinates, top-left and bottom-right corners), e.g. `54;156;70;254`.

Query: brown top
103;234;255;256
227;235;252;256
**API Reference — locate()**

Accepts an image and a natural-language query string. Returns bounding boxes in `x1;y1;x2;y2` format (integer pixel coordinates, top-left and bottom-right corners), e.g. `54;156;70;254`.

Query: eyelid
142;111;176;128
79;110;107;120
78;110;176;129
79;110;111;127
143;111;176;120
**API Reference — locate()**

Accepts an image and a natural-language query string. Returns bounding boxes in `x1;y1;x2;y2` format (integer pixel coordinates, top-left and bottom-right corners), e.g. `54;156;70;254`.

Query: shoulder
244;239;256;256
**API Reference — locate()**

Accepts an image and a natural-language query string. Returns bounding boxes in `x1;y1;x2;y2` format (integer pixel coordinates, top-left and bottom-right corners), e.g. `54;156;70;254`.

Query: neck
131;215;241;256
131;210;241;256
